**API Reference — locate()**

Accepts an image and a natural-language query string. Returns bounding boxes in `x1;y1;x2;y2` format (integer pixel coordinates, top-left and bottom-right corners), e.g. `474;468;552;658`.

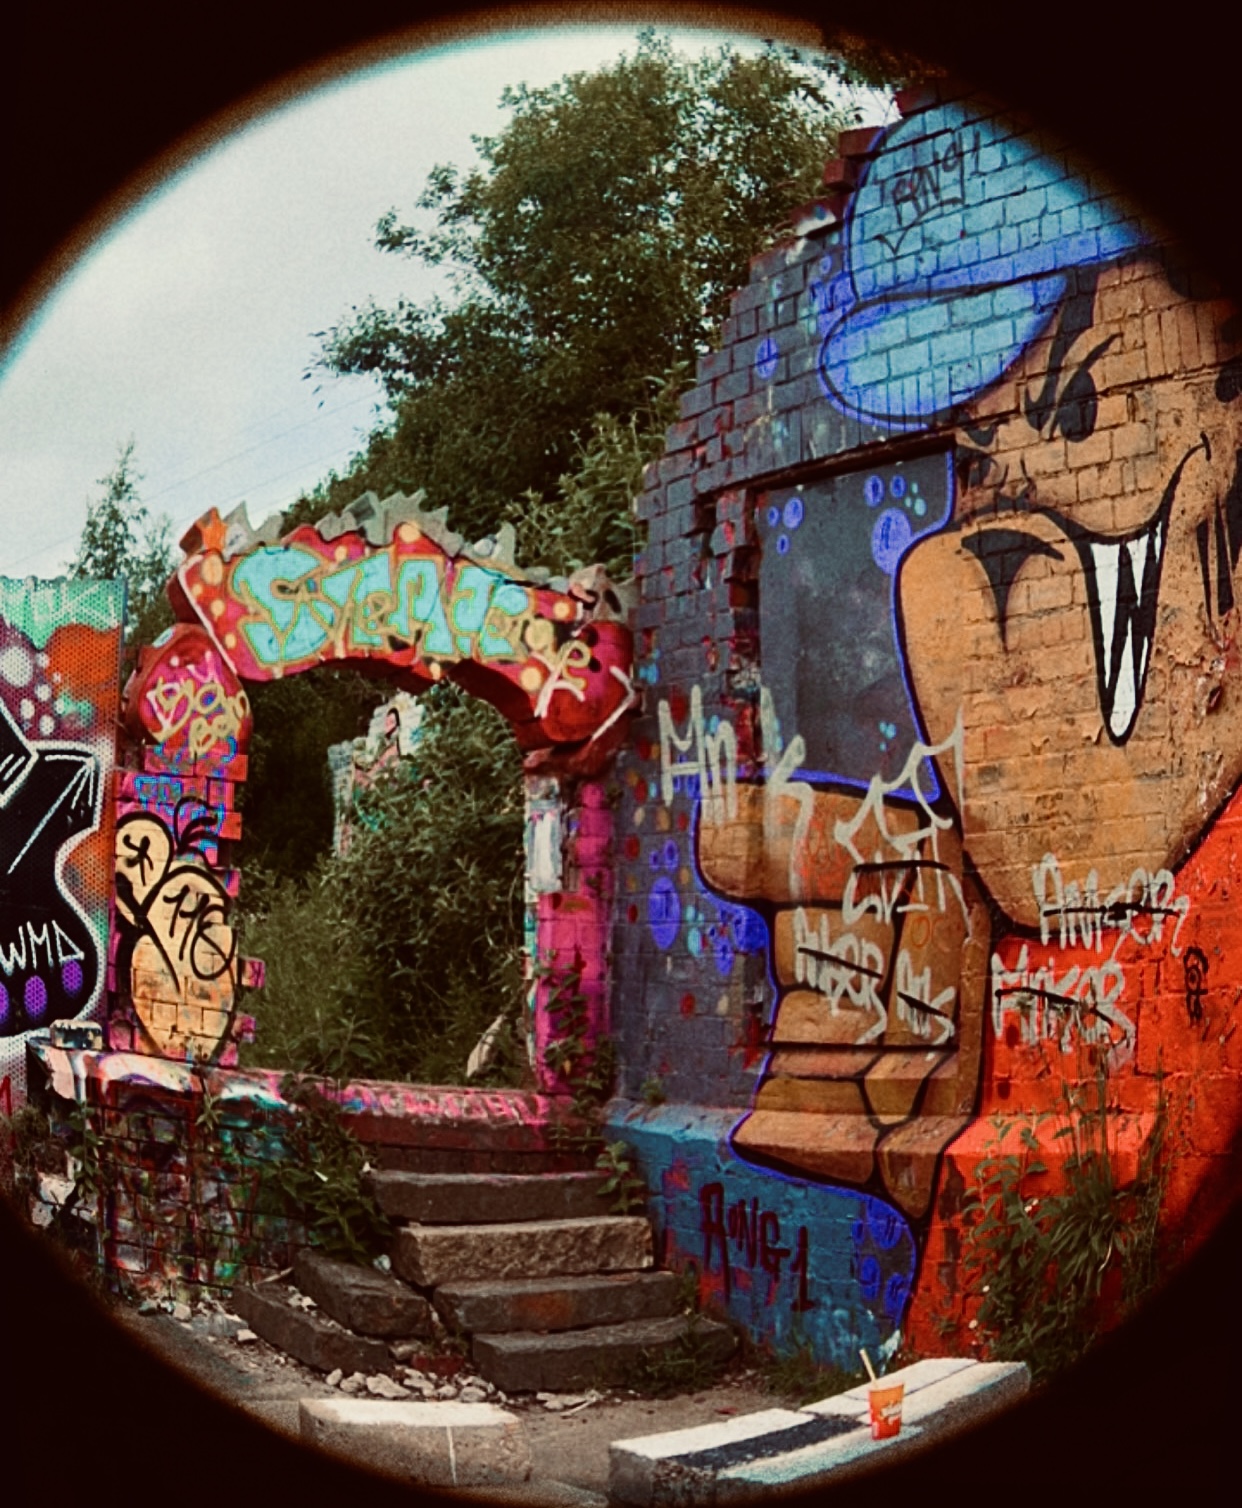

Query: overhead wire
0;382;390;574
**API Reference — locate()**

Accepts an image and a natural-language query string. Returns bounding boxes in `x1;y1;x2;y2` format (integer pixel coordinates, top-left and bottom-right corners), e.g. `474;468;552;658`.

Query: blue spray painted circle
62;959;84;996
731;907;769;954
754;337;779;381
713;935;734;976
25;975;48;1022
884;1272;911;1321
766;505;781;529
0;983;8;1028
871;508;913;574
782;495;804;530
662;839;679;869
889;473;907;499
858;1254;881;1302
648;877;680;950
866;1197;905;1250
864;475;885;507
776;534;790;555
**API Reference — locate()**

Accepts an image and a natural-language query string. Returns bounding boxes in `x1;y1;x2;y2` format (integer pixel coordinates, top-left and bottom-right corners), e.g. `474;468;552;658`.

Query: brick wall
608;87;1242;1364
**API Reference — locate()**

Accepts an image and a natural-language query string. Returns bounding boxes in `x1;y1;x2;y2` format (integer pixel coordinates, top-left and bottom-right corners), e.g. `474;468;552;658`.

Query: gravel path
107;1295;781;1501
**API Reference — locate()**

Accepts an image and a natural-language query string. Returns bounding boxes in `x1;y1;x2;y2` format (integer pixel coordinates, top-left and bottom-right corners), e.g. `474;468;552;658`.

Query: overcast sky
0;21;888;582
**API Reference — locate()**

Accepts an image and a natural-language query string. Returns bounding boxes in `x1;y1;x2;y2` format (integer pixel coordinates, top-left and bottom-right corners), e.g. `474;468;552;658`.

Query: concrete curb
609;1358;1030;1504
299;1397;533;1487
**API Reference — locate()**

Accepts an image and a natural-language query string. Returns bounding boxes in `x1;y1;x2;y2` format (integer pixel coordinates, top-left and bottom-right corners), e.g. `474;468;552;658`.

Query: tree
245;35;894;1083
302;31;864;545
68;440;175;662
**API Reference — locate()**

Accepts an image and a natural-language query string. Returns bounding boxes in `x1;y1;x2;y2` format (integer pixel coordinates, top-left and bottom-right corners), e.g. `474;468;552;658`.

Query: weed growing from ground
757;1338;863;1407
595;1140;648;1215
622;1315;729;1397
961;1066;1168;1385
269;1075;392;1265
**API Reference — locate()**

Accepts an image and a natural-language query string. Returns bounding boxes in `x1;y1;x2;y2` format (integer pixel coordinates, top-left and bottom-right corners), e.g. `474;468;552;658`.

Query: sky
0;20;889;583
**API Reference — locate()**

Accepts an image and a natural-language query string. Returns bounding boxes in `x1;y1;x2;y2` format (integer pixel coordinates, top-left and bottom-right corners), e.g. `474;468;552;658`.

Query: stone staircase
232;1166;734;1395
375;1169;734;1393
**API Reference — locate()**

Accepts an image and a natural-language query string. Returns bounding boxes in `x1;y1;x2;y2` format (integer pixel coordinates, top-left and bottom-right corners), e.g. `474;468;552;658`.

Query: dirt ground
107;1297;785;1504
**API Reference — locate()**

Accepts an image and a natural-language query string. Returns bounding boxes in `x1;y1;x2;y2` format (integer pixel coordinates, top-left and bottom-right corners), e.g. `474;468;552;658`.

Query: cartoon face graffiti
697;99;1242;1228
698;739;991;1223
902;254;1242;927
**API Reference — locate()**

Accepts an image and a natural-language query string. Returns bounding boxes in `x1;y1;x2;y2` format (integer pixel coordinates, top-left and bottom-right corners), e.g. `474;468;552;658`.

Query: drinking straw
860;1349;878;1383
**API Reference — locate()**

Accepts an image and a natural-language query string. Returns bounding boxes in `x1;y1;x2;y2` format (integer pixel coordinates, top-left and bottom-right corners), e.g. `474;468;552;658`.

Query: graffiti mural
112;807;239;1062
327;690;424;855
114;621;256;1066
612;89;1242;1363
0;579;123;1107
172;492;634;759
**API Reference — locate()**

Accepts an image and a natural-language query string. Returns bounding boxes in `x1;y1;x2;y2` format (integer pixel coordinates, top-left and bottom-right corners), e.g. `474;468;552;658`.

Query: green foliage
240;669;381;883
241;683;527;1085
0;1102;55;1203
236;865;391;1081
1;1100;106;1283
67;440;175;666
540;950;618;1157
622;1314;731;1397
961;1070;1169;1385
333;685;526;1082
63;1100;106;1212
499;362;689;580
758;1338;862;1407
806;26;943;90
307;31;861;544
270;1075;392;1264
640;1075;667;1108
595;1140;648;1216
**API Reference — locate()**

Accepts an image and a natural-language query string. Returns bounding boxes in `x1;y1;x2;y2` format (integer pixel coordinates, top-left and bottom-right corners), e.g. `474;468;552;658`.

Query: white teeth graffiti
1058;435;1207;747
1084;514;1165;744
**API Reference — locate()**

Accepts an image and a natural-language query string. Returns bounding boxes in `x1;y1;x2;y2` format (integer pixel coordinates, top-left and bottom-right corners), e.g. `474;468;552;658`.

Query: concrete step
472;1315;736;1395
293;1248;433;1339
371;1169;615;1225
393;1215;652;1288
299;1398;532;1488
231;1281;395;1376
435;1271;680;1335
374;1145;598;1176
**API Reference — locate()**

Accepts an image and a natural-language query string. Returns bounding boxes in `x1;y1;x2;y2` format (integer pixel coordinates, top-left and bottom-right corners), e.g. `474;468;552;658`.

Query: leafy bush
241;683;527;1086
961;1070;1168;1384
270;1076;392;1264
236;867;391;1082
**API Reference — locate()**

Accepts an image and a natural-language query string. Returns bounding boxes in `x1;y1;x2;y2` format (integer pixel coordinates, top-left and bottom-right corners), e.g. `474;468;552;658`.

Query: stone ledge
293;1249;433;1339
474;1314;735;1395
370;1169;613;1225
299;1397;532;1487
436;1271;679;1335
609;1358;1030;1505
231;1282;394;1376
393;1215;653;1288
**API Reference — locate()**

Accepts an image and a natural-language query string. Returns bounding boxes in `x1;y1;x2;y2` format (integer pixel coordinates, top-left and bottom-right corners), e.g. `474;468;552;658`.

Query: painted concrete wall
607;88;1242;1365
18;495;630;1301
0;578;124;1110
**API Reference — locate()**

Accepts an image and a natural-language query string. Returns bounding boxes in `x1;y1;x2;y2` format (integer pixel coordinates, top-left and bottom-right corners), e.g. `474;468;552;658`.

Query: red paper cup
869;1381;904;1439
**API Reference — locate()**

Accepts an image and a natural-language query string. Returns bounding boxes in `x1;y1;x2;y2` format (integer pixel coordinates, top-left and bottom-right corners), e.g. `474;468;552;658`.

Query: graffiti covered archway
113;489;636;1088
